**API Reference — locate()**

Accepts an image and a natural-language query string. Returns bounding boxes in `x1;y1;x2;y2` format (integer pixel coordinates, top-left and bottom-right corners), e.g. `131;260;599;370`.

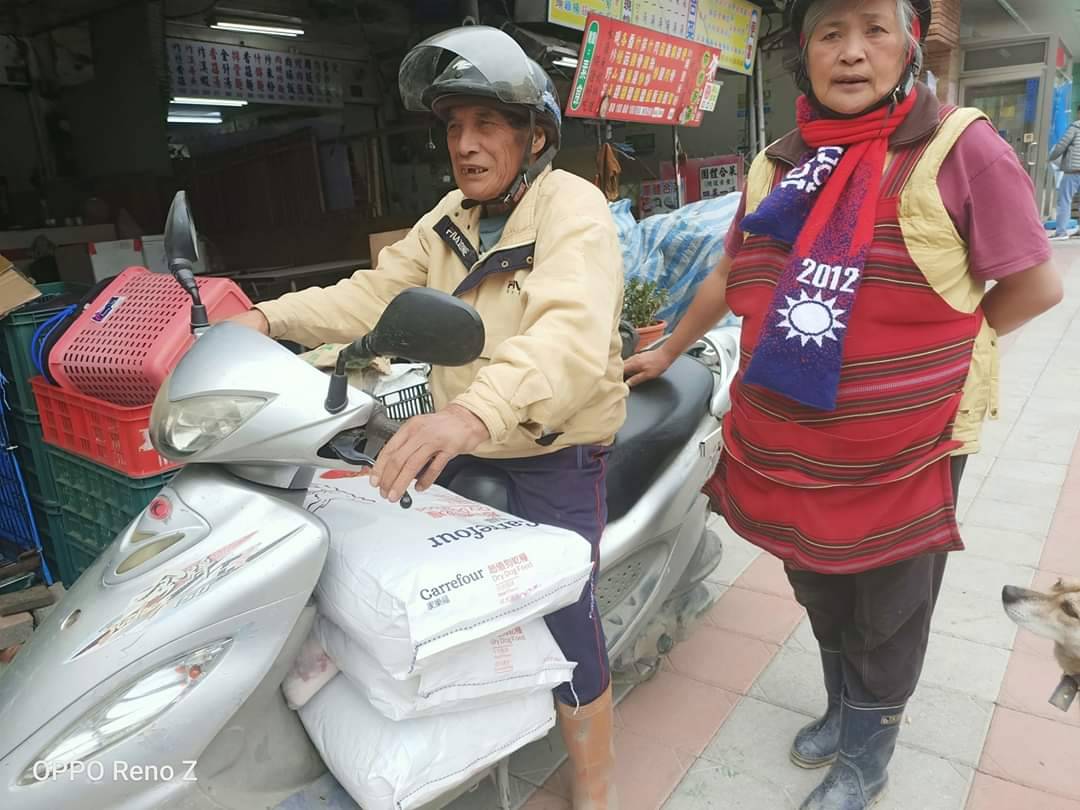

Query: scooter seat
440;355;714;524
605;354;714;521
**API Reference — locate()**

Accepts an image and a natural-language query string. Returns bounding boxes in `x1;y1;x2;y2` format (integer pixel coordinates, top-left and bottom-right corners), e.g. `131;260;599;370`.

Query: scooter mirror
164;190;200;272
367;288;485;367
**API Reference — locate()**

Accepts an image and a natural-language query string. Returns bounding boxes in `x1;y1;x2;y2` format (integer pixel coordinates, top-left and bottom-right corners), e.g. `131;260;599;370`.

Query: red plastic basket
31;376;179;478
48;267;251;406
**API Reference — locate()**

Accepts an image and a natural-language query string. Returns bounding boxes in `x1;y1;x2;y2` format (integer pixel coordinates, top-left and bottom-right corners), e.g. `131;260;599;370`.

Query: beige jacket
256;167;629;459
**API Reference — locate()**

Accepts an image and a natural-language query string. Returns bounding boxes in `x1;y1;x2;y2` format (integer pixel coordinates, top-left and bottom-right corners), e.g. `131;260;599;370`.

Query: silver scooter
0;192;739;810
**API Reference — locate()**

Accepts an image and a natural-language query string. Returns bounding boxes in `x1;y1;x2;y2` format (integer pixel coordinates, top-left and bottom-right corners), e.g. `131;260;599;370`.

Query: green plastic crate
8;409;59;503
45;446;176;552
29;497;69;585
0;282;86;414
57;508;116;579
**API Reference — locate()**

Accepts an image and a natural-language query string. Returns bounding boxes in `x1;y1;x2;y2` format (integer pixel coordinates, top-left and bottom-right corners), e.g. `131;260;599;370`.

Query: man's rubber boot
791;648;844;769
798;698;905;810
556;683;618;810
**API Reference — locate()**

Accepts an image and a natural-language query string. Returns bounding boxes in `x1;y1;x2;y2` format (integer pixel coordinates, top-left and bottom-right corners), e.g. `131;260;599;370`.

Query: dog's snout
1002;585;1023;605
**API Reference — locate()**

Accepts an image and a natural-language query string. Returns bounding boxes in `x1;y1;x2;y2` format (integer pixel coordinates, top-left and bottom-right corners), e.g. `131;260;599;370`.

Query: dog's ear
1063;597;1080;622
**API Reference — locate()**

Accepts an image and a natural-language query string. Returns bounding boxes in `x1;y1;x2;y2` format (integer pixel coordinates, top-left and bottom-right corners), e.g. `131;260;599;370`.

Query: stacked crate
0;284;83;581
0;283;180;586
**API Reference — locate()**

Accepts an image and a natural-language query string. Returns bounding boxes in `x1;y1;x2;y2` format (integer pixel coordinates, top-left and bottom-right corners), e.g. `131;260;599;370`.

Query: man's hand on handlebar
370;403;490;504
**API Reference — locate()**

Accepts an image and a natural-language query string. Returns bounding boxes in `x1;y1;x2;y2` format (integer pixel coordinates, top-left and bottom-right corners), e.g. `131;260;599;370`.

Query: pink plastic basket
48;267;251;406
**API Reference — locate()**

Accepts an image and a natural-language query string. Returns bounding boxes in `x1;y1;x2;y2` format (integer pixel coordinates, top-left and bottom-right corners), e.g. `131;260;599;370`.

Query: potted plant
623;277;670;350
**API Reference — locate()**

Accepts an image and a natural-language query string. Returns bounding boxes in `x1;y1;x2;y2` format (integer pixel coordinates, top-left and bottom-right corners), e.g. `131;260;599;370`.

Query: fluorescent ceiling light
553;57;579;69
172;97;248;107
211;21;304;37
168;113;223;125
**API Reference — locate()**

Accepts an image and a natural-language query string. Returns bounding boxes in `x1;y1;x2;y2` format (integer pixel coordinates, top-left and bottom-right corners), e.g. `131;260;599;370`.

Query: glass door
964;77;1042;182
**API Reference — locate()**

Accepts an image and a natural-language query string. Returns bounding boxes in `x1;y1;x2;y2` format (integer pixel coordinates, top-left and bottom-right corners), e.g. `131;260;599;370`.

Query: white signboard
167;37;344;108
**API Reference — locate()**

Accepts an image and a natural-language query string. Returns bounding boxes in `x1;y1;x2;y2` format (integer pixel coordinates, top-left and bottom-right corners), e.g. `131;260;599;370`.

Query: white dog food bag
315;614;575;720
306;471;593;678
281;634;340;710
299;673;555;810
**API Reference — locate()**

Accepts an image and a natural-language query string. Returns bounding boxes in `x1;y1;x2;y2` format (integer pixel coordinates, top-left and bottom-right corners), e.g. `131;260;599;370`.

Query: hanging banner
167;37;344;108
546;0;760;76
567;14;721;126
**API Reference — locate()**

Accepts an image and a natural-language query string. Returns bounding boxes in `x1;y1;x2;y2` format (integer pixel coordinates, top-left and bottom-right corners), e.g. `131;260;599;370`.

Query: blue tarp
611;194;742;331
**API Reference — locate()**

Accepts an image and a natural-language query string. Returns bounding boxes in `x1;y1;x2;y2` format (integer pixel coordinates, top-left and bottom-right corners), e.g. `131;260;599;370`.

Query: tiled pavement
484;244;1080;810
278;244;1080;810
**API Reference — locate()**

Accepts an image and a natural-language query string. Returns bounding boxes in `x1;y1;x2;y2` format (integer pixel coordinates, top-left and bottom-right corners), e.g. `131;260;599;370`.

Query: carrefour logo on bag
91;295;126;324
570;20;600;112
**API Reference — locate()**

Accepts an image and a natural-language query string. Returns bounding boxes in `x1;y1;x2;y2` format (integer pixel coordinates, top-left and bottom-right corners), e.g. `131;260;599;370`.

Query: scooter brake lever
327;433;376;467
326;434;413;510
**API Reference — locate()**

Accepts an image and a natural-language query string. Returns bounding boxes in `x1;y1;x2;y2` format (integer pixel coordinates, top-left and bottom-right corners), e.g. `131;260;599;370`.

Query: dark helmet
420;53;562;151
786;0;932;113
399;26;562;205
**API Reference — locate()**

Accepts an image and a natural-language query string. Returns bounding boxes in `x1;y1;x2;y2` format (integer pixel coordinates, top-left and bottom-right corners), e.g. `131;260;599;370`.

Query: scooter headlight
150;388;268;458
19;640;231;785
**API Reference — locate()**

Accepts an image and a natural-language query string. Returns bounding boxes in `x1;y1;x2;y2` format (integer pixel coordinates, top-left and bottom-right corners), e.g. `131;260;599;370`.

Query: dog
1002;579;1080;711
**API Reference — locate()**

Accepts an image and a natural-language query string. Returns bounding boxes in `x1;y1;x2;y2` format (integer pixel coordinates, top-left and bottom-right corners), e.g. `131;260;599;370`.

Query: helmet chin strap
461;110;557;210
807;62;918;119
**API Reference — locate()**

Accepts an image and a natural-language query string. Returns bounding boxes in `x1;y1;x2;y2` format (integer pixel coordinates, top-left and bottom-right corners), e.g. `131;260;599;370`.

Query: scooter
0;192;740;810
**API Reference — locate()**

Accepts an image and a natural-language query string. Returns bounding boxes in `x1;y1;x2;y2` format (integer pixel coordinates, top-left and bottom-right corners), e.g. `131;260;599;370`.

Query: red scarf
740;92;918;411
795;92;917;256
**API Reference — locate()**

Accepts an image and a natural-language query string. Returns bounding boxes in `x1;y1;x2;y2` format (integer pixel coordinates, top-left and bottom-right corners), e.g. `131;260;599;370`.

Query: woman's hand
624;347;675;387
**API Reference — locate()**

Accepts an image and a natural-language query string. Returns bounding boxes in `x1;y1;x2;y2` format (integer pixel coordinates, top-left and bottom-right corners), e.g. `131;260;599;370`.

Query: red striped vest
707;110;981;575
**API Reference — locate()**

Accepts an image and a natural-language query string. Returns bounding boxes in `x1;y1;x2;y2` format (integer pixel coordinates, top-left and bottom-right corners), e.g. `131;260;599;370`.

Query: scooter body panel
0;467;327;809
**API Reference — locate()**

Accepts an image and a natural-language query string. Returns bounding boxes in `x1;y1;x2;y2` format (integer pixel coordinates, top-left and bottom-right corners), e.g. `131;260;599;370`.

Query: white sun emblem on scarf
777;290;847;347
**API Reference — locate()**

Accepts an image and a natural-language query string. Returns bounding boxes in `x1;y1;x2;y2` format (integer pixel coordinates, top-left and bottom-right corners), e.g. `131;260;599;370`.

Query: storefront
959;34;1074;218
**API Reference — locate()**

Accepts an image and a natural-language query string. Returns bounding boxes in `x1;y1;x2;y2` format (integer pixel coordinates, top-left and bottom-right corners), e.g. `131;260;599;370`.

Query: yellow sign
548;0;616;30
550;0;761;76
693;0;761;76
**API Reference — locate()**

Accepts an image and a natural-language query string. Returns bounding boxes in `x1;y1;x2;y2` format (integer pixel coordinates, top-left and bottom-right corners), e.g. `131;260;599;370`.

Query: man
228;26;626;810
1050;104;1080;239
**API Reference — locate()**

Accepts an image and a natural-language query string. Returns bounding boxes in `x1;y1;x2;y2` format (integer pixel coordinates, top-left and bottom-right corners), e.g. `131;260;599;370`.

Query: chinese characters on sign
639;179;682;217
547;0;760;78
167;38;344;108
549;0;615;29
692;0;760;75
567;14;721;127
661;155;743;201
699;162;739;198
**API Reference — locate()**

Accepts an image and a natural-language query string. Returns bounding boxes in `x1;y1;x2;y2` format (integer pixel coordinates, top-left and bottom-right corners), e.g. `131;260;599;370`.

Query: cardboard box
0;253;41;318
368;229;411;268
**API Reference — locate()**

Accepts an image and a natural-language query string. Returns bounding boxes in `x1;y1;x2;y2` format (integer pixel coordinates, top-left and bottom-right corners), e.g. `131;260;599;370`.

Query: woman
625;1;1062;808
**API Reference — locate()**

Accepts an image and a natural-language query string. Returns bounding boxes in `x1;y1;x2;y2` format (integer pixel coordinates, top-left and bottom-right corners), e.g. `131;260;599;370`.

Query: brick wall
921;0;962;104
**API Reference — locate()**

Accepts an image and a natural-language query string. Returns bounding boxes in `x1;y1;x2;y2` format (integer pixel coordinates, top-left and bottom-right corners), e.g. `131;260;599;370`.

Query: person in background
625;1;1062;807
227;27;626;810
1050;104;1080;240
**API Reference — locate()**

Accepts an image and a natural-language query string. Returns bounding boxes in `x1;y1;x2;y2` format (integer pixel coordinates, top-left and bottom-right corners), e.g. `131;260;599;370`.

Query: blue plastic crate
0;376;54;583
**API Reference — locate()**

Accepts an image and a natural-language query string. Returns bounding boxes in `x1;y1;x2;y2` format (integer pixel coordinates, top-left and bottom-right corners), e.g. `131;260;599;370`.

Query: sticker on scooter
90;295;126;324
306;484;378;514
70;529;293;659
